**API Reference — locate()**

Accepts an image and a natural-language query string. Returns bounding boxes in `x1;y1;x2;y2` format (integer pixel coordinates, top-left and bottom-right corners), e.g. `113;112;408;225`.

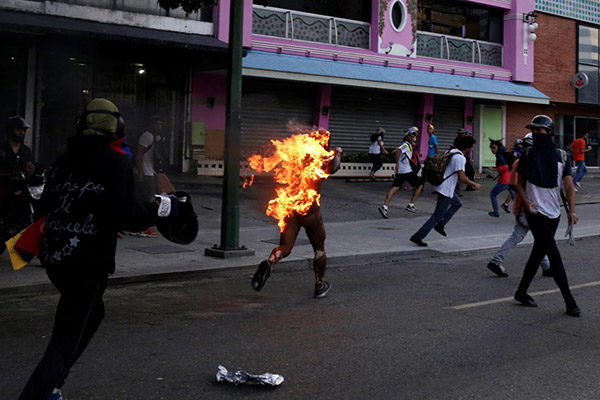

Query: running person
513;115;580;317
488;139;515;217
368;127;388;179
251;143;343;298
378;128;424;217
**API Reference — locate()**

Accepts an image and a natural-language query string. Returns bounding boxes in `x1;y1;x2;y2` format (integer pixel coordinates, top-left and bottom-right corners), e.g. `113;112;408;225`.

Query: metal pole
206;0;254;258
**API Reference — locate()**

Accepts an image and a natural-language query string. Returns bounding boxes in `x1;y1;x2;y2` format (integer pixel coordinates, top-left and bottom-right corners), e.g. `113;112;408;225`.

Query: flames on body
246;129;335;232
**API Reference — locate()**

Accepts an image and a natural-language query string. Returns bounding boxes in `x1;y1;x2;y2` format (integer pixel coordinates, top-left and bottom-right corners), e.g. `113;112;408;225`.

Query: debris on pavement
216;365;284;387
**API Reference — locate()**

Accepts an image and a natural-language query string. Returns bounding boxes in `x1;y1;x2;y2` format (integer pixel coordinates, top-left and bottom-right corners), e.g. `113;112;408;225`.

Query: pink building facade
193;0;548;171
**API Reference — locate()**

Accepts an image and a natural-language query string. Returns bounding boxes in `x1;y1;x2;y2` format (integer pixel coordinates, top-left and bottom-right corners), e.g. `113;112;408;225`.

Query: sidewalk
2;175;600;292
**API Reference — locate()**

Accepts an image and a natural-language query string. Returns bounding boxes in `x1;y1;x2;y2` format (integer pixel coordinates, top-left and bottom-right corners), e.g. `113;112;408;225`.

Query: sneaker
574;186;579;192
314;281;331;298
514;292;537;307
487;261;508;277
405;204;417;213
500;203;510;213
574;182;581;188
369;171;376;180
139;227;159;237
251;260;271;291
378;206;389;219
488;211;500;218
433;224;447;237
566;301;581;317
409;234;428;247
46;389;63;400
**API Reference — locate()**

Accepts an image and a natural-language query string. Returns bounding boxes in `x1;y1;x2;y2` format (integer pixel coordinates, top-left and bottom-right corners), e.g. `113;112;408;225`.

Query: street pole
205;0;254;258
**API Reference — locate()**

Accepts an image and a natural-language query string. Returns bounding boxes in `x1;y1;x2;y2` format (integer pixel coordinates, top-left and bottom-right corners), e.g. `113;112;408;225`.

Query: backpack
422;152;458;186
502;151;516;169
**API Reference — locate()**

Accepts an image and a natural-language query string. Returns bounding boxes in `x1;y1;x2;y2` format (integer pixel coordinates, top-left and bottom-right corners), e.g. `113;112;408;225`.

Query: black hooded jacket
38;135;158;274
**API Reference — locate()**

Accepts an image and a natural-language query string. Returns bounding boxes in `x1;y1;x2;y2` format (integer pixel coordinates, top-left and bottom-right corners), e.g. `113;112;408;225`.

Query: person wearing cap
485;133;550;278
513;115;580;317
378;127;424;216
368;127;388;180
18;99;183;400
1;116;35;177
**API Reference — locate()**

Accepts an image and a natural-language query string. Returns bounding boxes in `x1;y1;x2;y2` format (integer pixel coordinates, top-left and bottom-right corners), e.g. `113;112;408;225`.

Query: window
578;25;600;104
390;0;407;32
417;0;503;43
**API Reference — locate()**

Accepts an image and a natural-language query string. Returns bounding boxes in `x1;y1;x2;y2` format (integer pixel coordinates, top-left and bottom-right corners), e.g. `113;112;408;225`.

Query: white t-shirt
369;136;383;154
395;142;413;174
525;160;567;219
138;131;155;176
434;149;466;198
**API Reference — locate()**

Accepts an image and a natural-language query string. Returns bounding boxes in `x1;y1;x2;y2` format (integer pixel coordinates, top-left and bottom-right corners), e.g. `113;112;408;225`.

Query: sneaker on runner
574;182;581;188
500;203;510;213
141;227;159;237
378;206;389;219
486;261;508;277
405;204;417;213
369;171;376;180
46;389;63;400
314;281;331;298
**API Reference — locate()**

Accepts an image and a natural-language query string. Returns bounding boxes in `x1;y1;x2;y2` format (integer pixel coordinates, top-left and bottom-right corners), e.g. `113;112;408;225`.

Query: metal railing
416;31;503;67
252;5;370;49
27;0;211;21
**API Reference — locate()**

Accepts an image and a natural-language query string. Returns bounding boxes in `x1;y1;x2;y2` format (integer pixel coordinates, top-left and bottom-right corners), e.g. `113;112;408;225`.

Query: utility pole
205;0;254;258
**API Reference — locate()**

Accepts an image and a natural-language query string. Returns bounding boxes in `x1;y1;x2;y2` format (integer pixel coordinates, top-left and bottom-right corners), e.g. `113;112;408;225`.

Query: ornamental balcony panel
253;5;370;49
416;31;502;67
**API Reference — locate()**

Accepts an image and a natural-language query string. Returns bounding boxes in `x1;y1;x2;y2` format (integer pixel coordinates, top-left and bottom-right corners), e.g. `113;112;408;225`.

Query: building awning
0;10;228;52
242;51;550;104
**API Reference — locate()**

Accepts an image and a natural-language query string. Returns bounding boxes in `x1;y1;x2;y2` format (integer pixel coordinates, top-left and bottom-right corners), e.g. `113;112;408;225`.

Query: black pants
516;212;574;304
20;268;108;400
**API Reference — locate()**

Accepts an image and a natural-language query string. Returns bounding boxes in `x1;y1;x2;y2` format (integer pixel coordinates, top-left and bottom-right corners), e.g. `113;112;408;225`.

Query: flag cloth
5;228;29;270
15;216;46;257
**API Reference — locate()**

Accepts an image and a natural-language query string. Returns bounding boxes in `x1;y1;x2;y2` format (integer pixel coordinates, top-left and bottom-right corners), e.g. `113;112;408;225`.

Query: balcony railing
252;5;370;49
26;0;211;21
416;31;503;67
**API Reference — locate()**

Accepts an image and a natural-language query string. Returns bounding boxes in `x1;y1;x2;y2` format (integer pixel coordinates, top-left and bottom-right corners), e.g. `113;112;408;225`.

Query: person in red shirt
568;132;592;189
488;139;515;217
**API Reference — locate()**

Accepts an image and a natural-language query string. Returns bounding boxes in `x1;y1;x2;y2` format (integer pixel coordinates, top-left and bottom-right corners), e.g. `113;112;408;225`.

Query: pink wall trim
378;0;414;57
417;94;434;162
370;0;379;52
464;98;474;133
503;0;535;82
191;73;227;130
313;84;332;129
216;0;252;47
467;0;512;9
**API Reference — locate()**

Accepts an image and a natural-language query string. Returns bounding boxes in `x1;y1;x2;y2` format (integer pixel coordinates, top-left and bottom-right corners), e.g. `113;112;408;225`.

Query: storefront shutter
328;86;419;153
432;95;465;153
240;77;316;155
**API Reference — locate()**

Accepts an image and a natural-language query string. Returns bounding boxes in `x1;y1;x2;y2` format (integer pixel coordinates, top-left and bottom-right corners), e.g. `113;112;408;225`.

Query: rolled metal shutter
432;95;465;153
328;86;419;153
241;77;316;156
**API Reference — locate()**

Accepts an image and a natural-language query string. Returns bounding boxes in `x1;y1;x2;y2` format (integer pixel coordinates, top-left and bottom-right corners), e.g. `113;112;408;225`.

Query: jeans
20;269;108;400
414;193;462;240
490;182;515;213
369;153;383;173
573;160;587;184
516;212;575;304
491;212;549;269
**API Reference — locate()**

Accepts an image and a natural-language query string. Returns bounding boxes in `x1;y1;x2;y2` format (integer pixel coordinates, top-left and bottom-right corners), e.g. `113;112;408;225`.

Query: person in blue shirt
427;124;438;158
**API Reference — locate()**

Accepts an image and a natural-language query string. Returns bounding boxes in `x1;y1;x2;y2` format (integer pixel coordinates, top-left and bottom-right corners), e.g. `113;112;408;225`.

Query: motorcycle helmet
525;115;553;134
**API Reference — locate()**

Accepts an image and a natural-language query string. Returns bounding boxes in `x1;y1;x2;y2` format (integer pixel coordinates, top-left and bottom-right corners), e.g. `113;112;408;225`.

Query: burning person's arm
328;147;343;174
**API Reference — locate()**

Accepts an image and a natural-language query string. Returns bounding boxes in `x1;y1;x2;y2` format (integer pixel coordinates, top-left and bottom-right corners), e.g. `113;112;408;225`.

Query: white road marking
448;281;600;310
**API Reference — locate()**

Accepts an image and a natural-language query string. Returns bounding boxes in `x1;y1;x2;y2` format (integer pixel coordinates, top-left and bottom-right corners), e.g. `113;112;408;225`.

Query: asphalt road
2;235;600;399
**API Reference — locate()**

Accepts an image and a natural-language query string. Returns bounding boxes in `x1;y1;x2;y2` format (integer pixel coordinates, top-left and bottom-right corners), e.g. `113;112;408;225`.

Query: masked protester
19;99;183;400
513;115;580;317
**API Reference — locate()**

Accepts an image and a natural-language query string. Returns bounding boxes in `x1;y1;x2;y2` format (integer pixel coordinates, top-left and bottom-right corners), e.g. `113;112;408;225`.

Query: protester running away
18;98;194;400
410;135;481;247
488;139;515;217
368;127;388;180
568;132;592;191
513;115;580;317
485;133;551;278
378;127;424;217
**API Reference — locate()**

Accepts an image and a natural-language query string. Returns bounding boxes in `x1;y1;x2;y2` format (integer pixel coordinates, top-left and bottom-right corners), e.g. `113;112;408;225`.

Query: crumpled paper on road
216;365;284;387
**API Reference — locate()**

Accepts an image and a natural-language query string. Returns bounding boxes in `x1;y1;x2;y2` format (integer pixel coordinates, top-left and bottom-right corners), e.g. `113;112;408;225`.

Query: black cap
7;116;31;130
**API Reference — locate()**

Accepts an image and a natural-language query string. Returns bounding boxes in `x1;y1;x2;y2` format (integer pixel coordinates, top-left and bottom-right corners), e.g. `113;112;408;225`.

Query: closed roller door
328;86;419;153
433;95;465;153
241;78;315;155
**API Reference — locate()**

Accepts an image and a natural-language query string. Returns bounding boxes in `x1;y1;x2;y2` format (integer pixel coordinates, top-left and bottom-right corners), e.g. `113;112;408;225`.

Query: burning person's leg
304;211;330;298
252;217;301;291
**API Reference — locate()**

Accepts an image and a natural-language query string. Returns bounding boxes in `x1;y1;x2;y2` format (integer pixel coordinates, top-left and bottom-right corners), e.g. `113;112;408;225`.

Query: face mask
532;132;553;146
10;132;25;143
